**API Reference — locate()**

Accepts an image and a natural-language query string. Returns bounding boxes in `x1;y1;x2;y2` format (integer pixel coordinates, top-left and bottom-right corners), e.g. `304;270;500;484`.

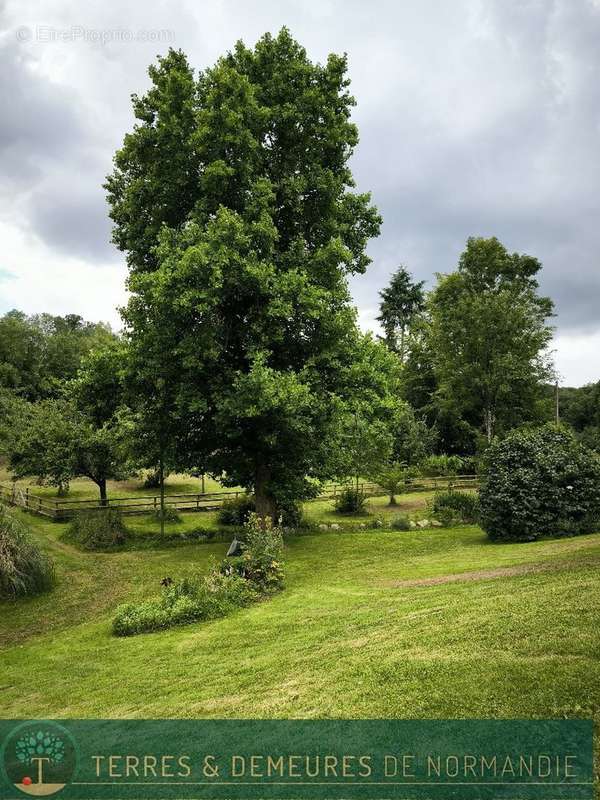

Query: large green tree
8;339;131;503
377;266;425;362
400;316;479;455
332;335;406;491
9;398;128;502
429;237;554;443
107;30;382;517
119;294;189;531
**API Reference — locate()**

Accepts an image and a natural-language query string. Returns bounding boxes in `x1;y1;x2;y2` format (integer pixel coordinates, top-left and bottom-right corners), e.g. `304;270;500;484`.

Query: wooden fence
0;476;479;520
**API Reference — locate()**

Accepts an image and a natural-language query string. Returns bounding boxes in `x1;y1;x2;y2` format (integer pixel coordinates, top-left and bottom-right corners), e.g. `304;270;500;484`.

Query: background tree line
380;237;557;456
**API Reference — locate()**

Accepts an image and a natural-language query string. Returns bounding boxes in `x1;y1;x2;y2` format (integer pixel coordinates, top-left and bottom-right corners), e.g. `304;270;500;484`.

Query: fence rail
0;476;479;520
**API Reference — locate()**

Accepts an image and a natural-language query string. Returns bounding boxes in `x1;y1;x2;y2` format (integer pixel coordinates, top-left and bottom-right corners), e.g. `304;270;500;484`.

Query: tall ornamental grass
0;505;55;599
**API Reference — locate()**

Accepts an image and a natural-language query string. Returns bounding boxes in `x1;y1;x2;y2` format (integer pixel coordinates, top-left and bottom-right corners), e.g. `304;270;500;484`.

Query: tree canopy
377;266;425;362
428;236;554;443
107;30;386;517
559;381;600;452
0;310;115;401
8;396;128;502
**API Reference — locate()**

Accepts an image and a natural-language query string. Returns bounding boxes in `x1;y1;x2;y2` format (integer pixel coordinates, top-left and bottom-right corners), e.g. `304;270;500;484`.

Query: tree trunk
98;478;107;506
484;407;495;443
389;493;397;506
159;455;165;537
254;462;276;522
399;326;406;364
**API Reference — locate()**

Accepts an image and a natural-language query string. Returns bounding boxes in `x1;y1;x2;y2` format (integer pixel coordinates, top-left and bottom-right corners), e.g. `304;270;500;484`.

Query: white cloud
0;221;126;329
553;330;600;387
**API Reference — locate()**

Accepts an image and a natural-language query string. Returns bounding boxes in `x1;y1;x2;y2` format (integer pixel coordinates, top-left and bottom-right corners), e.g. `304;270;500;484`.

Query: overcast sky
1;0;599;385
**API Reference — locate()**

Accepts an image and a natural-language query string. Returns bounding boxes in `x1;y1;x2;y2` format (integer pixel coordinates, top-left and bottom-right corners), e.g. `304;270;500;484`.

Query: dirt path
387;558;597;588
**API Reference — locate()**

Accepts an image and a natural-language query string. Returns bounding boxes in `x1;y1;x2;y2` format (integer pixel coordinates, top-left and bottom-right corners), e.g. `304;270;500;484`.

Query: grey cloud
0;39;83;191
348;0;600;334
1;0;600;335
0;27;117;259
27;173;114;262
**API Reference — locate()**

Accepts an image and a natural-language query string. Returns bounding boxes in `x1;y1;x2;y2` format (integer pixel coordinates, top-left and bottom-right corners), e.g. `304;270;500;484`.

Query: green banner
0;719;593;800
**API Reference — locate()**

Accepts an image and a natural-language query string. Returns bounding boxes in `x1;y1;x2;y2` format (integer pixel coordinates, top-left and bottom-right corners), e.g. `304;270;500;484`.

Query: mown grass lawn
1;505;599;724
121;490;437;538
303;490;438;525
0;467;230;501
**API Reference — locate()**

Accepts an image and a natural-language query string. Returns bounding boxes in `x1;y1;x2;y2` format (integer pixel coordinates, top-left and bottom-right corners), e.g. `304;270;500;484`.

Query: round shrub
334;487;367;514
0;505;55;598
68;508;128;550
153;505;181;523
479;425;600;542
142;468;169;489
434;507;458;528
391;514;411;531
419;454;463;477
276;499;304;528
240;513;285;593
217;495;255;525
429;490;479;524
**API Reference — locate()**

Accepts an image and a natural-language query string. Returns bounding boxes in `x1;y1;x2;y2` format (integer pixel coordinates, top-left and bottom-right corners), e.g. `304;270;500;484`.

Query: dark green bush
430;490;479;524
142;468;170;489
419;454;463;477
434;507;458;528
112;571;257;636
69;508;128;550
334;487;367;514
152;505;181;523
457;455;480;475
219;555;246;576
239;513;285;592
276;499;304;528
390;514;411;531
217;495;255;525
0;505;55;598
479;425;600;542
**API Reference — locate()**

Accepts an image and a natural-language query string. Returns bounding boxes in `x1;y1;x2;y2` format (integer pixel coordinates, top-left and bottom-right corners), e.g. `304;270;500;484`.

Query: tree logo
1;722;77;796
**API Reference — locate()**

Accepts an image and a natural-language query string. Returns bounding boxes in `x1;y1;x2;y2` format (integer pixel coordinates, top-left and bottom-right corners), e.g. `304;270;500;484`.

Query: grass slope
1;509;599;722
